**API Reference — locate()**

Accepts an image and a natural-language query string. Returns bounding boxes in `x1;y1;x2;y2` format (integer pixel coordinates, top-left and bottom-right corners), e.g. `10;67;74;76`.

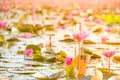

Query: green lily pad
17;50;24;55
26;44;41;52
59;38;74;43
14;23;40;34
45;25;56;31
7;38;19;42
33;55;47;62
44;48;56;54
55;50;68;62
0;35;7;47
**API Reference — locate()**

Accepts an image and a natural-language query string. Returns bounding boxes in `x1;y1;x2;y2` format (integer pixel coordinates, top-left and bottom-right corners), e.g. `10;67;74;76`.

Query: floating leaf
59;50;68;57
7;38;19;42
0;35;7;47
47;57;56;62
26;44;41;52
91;53;101;59
91;69;103;80
44;48;56;54
66;65;77;79
32;55;47;62
14;23;40;34
83;48;93;55
59;38;74;42
83;40;96;44
45;25;56;31
113;56;120;64
56;55;65;62
17;50;24;55
92;27;103;33
56;50;68;62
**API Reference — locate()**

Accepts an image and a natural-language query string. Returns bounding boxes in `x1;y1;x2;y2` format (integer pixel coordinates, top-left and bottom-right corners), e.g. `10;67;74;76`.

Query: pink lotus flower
5;13;10;19
26;64;32;67
0;22;7;28
58;25;66;29
20;33;32;39
65;57;73;65
101;36;108;44
84;18;92;22
32;13;38;20
105;27;113;33
102;50;116;72
117;12;120;15
66;15;73;20
50;15;59;20
73;31;89;42
102;50;116;58
31;6;37;13
2;4;9;12
95;19;104;24
70;10;78;16
24;49;33;56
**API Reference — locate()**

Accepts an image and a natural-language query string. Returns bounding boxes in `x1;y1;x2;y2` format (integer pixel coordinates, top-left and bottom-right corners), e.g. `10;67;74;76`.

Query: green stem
80;42;83;59
74;41;77;58
77;41;83;79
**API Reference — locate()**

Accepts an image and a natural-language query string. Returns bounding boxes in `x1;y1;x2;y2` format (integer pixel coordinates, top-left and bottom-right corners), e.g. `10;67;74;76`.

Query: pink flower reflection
102;50;116;58
65;57;73;65
24;49;33;56
105;27;113;33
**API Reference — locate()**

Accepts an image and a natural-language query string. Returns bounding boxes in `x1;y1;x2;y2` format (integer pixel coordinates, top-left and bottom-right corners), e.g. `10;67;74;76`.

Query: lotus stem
108;58;110;73
74;41;77;58
77;41;83;79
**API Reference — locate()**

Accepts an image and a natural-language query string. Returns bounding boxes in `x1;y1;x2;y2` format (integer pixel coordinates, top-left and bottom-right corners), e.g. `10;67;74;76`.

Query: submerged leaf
72;55;87;78
108;76;120;80
98;68;117;80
